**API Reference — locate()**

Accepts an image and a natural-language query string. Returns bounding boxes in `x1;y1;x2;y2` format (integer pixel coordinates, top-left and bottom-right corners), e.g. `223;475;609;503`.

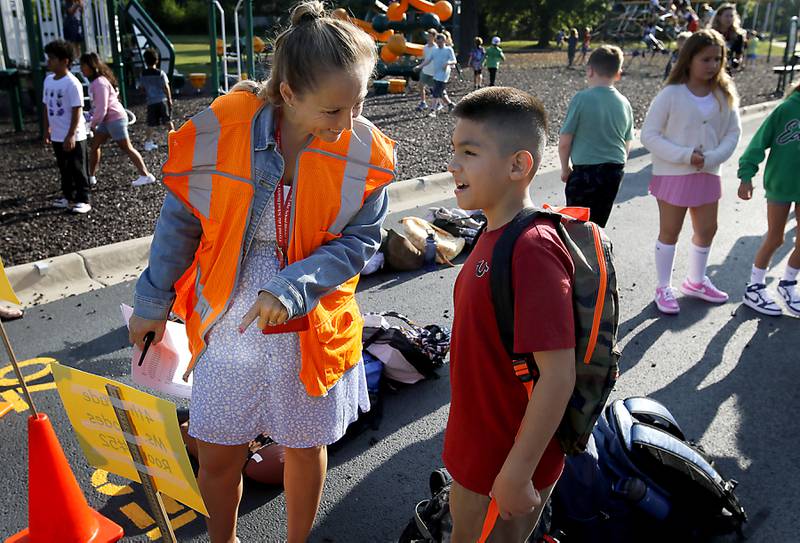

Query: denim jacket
133;104;390;322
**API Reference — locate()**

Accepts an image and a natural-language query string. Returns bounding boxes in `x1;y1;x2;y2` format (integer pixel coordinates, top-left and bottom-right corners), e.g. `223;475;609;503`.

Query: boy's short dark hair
453;86;547;165
44;39;75;62
588;45;624;77
143;48;159;67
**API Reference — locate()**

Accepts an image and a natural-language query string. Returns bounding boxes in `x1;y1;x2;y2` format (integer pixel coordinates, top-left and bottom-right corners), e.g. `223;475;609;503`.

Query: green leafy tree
478;0;608;46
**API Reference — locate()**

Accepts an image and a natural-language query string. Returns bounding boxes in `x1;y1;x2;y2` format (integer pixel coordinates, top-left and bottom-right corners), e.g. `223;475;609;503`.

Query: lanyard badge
273;116;292;269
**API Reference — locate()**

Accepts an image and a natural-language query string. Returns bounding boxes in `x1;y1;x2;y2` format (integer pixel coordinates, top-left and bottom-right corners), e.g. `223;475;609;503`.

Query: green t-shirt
560;86;634;166
484;46;505;69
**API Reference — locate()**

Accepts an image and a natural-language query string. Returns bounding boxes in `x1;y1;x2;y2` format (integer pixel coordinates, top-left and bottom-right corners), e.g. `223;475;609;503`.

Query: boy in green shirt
484;36;505;86
738;87;800;317
558;45;633;227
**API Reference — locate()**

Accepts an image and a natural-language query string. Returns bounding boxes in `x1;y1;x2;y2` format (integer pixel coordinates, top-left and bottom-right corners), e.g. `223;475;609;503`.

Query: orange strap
542;203;591;222
478;380;534;542
584;222;607;364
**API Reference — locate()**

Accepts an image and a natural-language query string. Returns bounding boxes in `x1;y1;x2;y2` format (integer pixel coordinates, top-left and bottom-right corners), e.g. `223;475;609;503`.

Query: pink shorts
649;173;722;208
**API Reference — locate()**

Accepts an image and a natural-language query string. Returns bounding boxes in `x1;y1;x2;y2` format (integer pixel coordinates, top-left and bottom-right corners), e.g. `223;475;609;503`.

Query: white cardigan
641;84;742;176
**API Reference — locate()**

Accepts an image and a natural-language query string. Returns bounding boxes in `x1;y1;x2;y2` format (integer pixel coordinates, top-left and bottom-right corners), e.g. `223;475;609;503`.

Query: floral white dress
188;186;370;448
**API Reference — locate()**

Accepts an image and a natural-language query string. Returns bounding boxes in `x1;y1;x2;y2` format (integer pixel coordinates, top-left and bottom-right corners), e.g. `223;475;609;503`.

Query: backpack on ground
398;468;454;543
362;311;450;384
489;206;620;455
398;468;554;543
550;396;747;542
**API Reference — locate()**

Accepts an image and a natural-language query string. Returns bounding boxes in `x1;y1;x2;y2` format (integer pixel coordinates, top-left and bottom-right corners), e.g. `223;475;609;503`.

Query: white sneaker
777;280;800;316
70;202;92;214
428;111;437;118
742;282;782;316
52;198;71;208
88;176;97;186
132;173;156;186
143;141;158;152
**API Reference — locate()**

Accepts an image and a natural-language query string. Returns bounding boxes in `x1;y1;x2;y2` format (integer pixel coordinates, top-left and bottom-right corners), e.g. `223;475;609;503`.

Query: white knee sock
750;265;767;285
688;242;711;284
783;265;800;283
655;241;676;288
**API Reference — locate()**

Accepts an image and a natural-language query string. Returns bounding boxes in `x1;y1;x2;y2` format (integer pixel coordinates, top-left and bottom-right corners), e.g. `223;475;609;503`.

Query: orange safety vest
161;90;397;396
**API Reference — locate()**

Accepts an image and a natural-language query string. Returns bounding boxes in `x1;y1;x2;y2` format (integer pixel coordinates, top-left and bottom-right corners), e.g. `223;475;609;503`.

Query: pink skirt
649;173;722;207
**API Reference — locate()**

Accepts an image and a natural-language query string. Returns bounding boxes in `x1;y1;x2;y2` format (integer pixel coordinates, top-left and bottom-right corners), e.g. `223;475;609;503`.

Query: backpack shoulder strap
490;208;561;381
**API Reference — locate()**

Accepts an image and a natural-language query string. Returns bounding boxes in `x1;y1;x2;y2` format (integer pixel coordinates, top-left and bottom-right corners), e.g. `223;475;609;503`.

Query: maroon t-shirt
443;218;576;495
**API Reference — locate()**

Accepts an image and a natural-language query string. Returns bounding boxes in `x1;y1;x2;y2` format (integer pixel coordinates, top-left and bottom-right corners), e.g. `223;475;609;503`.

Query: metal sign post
0;321;39;417
105;383;177;543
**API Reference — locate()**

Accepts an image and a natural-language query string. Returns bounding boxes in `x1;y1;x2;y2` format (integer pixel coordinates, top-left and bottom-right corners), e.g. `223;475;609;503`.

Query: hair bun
290;0;325;26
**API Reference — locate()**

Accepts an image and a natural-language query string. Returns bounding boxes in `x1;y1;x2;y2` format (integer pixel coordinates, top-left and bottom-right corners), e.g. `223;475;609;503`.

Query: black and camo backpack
489;206;620;455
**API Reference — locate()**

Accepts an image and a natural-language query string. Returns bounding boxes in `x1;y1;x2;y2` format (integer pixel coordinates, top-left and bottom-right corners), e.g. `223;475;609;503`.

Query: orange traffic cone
5;413;124;543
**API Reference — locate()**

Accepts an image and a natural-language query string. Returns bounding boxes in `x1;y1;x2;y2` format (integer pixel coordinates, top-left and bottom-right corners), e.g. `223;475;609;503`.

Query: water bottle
423;232;437;271
613;477;670;520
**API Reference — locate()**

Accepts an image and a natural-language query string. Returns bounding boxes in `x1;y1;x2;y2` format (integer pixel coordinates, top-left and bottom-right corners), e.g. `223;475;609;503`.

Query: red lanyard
274;116;293;269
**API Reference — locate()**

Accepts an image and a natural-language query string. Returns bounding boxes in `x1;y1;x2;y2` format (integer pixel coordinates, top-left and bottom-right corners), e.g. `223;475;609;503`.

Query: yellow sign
51;364;208;516
0;256;20;305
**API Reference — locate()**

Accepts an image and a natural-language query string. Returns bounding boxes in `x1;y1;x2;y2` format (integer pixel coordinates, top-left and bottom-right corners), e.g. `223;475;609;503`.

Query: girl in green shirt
738;85;800;316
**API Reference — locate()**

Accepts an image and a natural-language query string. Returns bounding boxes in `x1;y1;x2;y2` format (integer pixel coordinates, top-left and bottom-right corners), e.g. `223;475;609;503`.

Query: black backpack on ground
549;396;747;542
398;469;554;543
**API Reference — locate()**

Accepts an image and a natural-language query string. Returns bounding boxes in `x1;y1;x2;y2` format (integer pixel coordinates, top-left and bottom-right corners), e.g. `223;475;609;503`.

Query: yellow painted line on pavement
145;510;198;540
0;357;55;386
92;468;134;496
161;495;184;515
21;382;56;393
120;501;155;529
1;389;28;413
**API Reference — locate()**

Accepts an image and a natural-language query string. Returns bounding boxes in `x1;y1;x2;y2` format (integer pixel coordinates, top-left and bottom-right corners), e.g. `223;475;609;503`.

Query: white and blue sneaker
777;280;800;316
742;282;781;316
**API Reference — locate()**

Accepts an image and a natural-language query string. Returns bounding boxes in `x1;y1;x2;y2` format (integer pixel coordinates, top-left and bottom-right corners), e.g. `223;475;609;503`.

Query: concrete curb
6;99;782;308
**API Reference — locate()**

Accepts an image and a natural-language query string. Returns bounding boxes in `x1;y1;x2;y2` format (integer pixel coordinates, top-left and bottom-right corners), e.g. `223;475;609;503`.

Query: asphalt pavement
1;110;797;542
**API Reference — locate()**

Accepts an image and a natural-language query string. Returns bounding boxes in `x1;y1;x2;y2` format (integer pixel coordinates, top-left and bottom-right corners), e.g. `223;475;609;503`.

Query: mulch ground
0;50;782;266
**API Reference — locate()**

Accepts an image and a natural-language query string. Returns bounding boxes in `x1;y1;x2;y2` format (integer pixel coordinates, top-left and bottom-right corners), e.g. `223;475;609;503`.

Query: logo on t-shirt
475;259;490;278
777;119;800;145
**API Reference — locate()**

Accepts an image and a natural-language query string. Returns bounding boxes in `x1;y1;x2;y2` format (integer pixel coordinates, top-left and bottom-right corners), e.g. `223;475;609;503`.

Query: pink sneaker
680;276;729;303
655;286;680;314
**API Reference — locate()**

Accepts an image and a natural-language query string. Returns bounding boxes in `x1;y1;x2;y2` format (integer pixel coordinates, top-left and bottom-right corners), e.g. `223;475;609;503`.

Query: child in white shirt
641;30;741;314
42;40;91;214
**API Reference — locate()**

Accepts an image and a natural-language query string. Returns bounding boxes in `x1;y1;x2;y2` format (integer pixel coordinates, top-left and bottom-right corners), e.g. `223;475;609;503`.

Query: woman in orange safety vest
128;2;397;541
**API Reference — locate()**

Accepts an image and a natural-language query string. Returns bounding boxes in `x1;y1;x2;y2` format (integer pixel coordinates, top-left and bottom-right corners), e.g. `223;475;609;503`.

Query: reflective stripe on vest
161;92;397;396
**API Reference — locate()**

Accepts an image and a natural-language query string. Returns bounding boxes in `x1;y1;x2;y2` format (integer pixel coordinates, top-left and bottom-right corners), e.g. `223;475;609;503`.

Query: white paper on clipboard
121;304;193;399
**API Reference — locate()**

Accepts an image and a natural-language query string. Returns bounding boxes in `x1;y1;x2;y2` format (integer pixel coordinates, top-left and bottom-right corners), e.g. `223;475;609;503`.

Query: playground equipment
206;0;256;95
0;0;176;131
774;16;799;96
124;0;176;85
595;1;682;42
331;0;453;85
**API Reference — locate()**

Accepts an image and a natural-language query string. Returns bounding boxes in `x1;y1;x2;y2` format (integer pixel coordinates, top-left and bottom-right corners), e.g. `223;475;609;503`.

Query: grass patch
754;39;786;59
170;34;212;75
502;40;540;52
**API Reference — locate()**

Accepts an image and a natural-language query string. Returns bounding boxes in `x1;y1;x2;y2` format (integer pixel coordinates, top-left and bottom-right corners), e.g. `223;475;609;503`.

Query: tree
479;0;608;46
457;0;479;62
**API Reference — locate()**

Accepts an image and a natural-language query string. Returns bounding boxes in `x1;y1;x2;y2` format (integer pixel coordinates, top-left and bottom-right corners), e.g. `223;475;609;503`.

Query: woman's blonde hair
711;3;742;36
666;29;739;108
233;1;376;104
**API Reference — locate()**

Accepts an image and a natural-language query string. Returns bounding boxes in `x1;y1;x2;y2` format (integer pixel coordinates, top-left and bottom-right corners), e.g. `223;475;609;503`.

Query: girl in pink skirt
641;29;741;314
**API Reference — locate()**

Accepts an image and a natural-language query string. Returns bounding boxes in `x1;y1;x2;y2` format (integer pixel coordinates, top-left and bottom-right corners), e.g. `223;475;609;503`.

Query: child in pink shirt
80;52;155;186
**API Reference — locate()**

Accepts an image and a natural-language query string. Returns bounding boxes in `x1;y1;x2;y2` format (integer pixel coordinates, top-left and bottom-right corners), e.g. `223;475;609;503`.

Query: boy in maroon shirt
444;87;577;542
